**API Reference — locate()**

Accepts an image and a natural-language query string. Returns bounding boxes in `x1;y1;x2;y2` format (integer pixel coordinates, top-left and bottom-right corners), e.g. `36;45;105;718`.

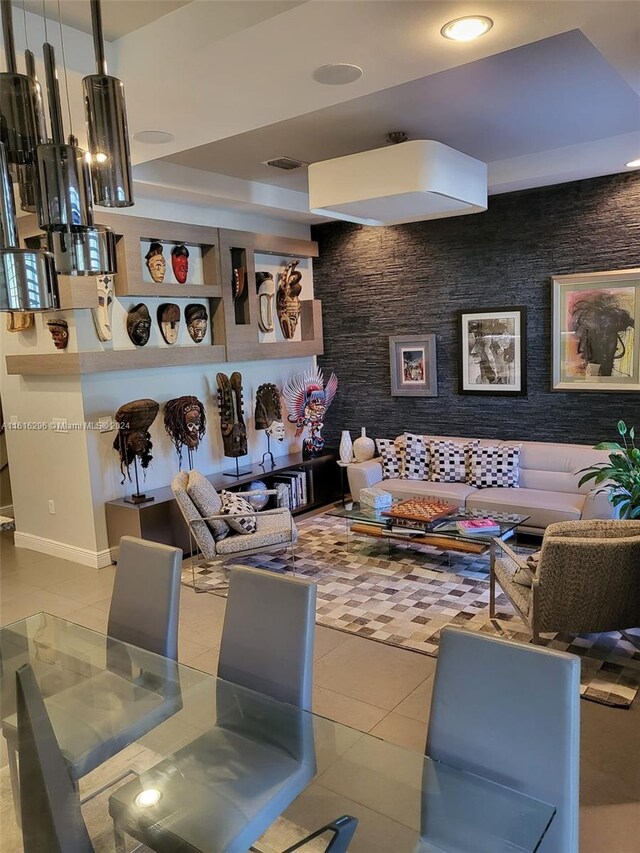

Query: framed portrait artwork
389;334;438;397
552;269;640;391
458;307;526;395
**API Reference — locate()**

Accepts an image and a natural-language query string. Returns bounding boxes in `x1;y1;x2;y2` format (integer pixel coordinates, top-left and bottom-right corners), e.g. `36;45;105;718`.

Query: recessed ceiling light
441;16;493;42
313;63;363;85
133;130;175;144
626;158;640;168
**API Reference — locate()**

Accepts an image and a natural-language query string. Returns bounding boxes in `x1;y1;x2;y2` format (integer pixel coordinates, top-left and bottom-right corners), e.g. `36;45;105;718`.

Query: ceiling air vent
262;156;305;171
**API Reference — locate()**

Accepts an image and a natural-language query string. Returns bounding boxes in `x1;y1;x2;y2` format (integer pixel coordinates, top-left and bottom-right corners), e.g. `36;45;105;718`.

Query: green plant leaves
582;422;639;518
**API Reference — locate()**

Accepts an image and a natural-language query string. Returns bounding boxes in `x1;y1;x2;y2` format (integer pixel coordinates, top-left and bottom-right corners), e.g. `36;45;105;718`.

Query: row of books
273;470;309;510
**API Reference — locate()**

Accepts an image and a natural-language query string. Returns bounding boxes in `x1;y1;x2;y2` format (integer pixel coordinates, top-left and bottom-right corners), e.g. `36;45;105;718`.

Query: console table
105;451;339;557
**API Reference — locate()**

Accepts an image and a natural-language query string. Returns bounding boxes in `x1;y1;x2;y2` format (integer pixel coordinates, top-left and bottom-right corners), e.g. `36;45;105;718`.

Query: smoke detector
308;139;487;226
262;156;306;171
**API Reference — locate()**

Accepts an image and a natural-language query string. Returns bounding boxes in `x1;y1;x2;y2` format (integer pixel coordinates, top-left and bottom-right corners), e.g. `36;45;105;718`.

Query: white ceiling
5;0;640;222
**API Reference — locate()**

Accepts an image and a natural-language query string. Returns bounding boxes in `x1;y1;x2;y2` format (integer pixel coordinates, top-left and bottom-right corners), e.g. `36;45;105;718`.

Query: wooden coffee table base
350;522;487;555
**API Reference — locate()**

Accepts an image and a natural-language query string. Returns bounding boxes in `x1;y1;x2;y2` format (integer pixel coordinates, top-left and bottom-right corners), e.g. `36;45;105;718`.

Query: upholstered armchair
171;472;297;588
491;520;640;644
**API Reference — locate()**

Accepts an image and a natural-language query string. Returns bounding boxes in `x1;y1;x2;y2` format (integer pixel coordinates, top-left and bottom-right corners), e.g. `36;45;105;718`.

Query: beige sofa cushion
376;479;475;504
502;441;610;495
467;487;586;529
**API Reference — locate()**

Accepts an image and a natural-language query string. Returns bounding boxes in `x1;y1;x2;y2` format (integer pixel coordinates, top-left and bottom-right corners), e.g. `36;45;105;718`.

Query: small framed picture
458;307;526;395
389;335;437;397
552;269;640;391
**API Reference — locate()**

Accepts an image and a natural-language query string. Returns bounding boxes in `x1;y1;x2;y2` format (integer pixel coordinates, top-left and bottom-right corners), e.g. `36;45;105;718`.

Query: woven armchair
491;520;640;644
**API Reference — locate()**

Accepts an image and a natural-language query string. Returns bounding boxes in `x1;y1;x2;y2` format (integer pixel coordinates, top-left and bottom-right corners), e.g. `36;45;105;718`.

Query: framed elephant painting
552;269;640;391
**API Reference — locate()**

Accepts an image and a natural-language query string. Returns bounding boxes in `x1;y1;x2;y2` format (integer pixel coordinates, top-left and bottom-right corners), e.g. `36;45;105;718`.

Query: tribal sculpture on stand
255;382;285;468
276;259;302;339
217;372;250;477
283;367;338;457
113;398;159;503
163;395;206;468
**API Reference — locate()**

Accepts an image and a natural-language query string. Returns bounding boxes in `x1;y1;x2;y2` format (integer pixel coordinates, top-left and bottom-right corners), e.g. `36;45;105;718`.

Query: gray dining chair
218;565;316;709
425;627;580;853
16;663;94;853
4;535;183;825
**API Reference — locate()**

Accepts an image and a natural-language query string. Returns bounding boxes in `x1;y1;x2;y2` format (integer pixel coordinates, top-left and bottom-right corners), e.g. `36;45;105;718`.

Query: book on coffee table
456;518;501;535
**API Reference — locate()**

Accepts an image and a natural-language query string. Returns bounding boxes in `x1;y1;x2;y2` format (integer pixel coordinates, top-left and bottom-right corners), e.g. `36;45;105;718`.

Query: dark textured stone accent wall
312;172;640;447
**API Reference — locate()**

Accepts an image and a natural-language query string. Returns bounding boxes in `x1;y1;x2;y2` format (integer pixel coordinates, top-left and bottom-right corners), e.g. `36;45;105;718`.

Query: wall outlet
48;500;55;514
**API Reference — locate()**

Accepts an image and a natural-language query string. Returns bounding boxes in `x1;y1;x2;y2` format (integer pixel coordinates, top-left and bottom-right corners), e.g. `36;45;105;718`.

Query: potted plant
578;420;640;519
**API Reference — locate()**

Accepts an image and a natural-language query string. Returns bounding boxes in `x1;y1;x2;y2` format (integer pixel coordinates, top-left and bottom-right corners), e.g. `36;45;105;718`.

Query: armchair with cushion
171;472;298;587
491;520;640;644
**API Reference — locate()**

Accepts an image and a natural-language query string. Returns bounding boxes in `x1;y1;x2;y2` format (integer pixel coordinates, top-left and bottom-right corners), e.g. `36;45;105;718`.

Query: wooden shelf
6;344;227;376
114;280;222;299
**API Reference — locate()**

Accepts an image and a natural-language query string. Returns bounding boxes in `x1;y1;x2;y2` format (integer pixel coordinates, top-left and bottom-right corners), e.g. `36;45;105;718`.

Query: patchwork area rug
185;513;640;708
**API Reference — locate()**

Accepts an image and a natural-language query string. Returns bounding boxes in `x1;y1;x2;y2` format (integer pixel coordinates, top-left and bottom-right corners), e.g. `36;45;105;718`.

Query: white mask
92;275;114;341
266;420;285;442
257;275;275;333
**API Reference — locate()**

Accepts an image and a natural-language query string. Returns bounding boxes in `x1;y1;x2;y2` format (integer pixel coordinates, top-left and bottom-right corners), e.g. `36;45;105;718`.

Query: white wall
2;200;315;566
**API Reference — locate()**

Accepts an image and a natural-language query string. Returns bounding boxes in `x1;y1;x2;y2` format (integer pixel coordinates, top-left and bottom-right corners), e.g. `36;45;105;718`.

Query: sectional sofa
346;435;614;534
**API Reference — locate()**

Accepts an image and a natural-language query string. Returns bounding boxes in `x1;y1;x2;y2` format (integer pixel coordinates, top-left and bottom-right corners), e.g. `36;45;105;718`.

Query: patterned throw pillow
376;438;402;480
403;433;430;480
467;445;521;488
220;491;257;535
430;440;478;483
187;470;229;541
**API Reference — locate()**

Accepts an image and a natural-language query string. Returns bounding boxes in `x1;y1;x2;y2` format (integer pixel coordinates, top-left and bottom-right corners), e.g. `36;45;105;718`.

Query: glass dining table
0;613;555;853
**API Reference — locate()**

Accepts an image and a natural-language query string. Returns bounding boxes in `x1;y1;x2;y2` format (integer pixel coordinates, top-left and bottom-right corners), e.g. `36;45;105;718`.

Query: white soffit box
308;140;488;226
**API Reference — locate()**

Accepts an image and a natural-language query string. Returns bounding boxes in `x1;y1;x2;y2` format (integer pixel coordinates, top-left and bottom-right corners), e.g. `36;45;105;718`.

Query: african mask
266;420;285;442
47;319;69;349
171;244;189;284
163;395;206;463
112;398;159;483
145;241;166;284
255;383;282;430
277;259;302;339
283;367;338;457
256;272;275;333
185;303;208;343
6;312;34;332
92;274;114;342
157;303;180;345
233;266;245;300
216;372;248;458
127;303;152;347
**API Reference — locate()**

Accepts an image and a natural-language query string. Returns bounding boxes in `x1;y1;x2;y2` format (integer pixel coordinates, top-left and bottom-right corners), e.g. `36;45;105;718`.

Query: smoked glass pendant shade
36;142;94;230
0;247;59;311
0;72;39;168
83;74;133;207
46;224;116;275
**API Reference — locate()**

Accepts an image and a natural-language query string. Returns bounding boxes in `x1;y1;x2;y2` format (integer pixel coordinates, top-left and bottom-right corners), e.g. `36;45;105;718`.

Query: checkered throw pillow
220;490;257;534
467;444;521;488
402;433;430;480
430;440;478;483
376;438;402;479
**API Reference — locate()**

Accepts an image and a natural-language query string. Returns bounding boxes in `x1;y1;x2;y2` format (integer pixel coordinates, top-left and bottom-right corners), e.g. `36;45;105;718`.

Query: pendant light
36;33;115;275
17;49;48;212
0;1;39;170
83;0;133;207
0;140;59;311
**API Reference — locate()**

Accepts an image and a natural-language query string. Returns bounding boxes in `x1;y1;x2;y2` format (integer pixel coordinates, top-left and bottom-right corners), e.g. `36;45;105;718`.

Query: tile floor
1;529;639;851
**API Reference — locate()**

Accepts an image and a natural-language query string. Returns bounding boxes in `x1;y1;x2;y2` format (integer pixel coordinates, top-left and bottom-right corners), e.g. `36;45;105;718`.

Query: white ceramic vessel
339;430;353;463
353;427;375;462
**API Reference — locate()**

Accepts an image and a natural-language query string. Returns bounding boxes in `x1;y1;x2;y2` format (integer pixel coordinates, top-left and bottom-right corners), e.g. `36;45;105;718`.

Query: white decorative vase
353;427;375;462
339;430;353;463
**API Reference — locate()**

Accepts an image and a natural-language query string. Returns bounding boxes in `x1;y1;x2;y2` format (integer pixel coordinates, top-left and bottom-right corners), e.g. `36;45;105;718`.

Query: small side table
337;460;350;506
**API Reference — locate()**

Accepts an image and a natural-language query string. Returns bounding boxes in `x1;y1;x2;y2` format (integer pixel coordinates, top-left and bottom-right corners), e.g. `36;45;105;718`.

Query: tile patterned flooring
1;530;639;851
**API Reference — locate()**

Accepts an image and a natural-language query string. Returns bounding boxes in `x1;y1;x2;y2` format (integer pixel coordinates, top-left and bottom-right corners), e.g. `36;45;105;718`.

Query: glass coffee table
328;497;529;556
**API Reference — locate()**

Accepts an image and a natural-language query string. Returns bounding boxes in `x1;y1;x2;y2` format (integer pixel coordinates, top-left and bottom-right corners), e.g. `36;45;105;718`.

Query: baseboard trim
0;503;14;517
13;531;114;569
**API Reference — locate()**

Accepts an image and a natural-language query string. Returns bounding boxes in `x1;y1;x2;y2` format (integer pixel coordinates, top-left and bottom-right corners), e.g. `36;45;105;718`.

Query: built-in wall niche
229;246;250;326
140;238;205;287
